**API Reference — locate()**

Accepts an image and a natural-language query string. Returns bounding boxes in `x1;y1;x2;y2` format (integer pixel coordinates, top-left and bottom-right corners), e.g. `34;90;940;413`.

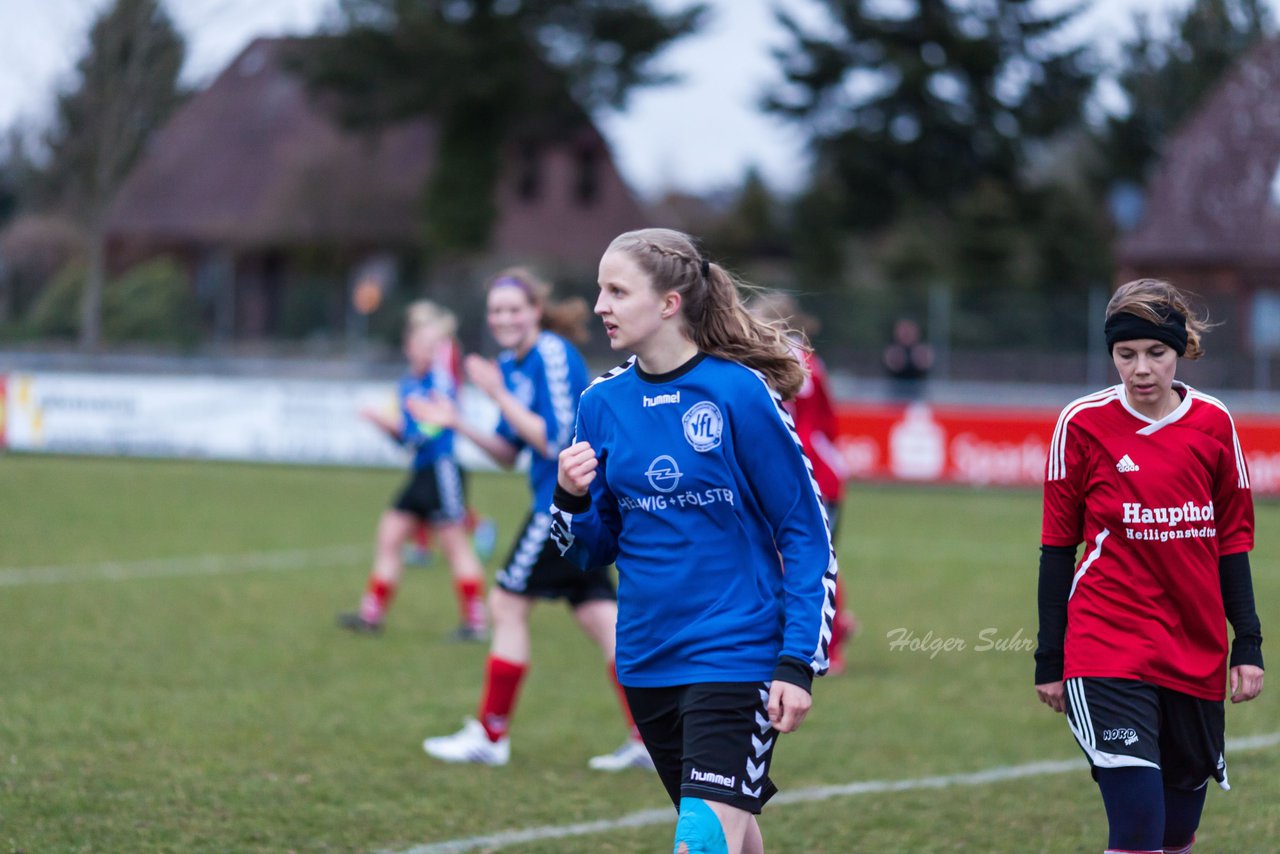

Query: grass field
1;454;1278;853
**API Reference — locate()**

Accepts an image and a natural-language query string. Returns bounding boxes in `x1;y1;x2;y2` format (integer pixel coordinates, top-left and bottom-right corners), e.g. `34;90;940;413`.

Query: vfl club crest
682;401;723;452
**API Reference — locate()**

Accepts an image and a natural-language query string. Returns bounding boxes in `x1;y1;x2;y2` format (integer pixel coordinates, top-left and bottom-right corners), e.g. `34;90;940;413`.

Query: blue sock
674;798;727;854
1095;766;1165;851
1162;783;1207;850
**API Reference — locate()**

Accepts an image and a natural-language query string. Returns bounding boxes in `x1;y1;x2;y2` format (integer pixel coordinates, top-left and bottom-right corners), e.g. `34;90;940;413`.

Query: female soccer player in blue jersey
417;268;649;770
553;229;839;854
1036;279;1264;854
338;300;488;638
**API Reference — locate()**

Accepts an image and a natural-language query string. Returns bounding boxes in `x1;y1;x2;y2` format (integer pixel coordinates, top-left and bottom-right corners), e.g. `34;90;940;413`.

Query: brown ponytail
605;229;809;398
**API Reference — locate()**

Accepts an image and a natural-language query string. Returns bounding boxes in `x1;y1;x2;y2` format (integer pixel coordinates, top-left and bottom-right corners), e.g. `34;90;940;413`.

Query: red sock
359;577;395;623
456;578;486;630
464;507;478;535
414;523;431;551
831;579;848;647
607;660;641;741
829;579;856;673
477;656;527;741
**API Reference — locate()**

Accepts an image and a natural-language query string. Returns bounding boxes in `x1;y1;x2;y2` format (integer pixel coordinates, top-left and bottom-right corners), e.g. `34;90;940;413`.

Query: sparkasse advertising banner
834;401;1280;496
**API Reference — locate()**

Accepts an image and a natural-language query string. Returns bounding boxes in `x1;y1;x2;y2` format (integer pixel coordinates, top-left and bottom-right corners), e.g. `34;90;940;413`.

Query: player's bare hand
405;392;459;429
557;441;598;496
1036;681;1066;713
1230;665;1264;703
464;355;505;397
768;680;811;733
359;405;398;433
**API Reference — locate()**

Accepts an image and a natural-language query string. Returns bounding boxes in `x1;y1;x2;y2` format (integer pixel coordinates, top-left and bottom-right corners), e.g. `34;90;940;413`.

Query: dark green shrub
103;257;199;346
24;261;84;339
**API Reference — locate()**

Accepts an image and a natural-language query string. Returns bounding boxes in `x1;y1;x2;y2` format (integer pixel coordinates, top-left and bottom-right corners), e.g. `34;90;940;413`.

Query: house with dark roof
106;38;650;340
1116;36;1280;375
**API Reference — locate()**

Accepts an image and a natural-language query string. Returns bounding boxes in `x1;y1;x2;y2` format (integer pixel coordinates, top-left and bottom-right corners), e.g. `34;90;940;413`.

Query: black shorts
391;459;466;524
495;511;616;607
624;682;780;814
1064;677;1227;790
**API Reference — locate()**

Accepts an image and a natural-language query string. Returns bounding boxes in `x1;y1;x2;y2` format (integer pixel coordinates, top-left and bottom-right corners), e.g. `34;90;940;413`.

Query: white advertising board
3;372;497;470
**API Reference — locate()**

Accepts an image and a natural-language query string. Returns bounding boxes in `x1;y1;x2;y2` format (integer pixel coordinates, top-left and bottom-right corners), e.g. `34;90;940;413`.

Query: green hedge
24;257;199;346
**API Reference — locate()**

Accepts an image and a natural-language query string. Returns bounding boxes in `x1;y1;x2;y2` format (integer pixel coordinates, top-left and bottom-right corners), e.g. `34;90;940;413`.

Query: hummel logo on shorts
1116;454;1140;473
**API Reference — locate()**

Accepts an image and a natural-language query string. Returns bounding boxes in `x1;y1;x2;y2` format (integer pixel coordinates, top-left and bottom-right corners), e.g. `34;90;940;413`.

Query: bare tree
44;0;185;350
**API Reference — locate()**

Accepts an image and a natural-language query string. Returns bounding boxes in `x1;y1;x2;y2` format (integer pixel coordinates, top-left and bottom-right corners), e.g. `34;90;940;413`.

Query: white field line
390;732;1280;854
0;545;368;586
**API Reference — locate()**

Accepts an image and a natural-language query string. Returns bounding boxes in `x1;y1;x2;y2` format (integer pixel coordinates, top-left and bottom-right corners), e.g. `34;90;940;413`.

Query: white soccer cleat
423;718;510;766
588;738;656;772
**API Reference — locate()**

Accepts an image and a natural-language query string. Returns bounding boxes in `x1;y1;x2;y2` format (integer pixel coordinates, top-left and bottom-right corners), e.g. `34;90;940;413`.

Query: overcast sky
0;0;1274;198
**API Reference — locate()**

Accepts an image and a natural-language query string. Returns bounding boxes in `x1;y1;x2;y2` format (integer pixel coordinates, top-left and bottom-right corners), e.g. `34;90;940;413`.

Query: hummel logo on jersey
643;391;680;407
1116;454;1140;473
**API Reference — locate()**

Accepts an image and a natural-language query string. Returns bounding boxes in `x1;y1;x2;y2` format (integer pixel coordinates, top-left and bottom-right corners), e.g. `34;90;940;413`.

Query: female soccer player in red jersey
1035;279;1264;854
749;292;857;673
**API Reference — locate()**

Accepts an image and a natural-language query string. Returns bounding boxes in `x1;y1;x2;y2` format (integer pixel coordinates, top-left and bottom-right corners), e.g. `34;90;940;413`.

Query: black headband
1104;309;1188;356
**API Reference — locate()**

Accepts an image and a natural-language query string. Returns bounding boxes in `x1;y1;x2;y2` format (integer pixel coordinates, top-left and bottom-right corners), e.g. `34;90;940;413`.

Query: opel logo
645;455;683;493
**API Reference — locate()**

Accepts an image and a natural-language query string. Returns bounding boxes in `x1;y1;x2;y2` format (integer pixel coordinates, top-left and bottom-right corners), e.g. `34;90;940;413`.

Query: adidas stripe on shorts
1064;676;1228;790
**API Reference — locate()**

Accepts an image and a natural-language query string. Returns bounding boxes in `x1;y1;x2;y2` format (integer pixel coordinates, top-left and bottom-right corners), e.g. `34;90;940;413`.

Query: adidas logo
1116;454;1140;473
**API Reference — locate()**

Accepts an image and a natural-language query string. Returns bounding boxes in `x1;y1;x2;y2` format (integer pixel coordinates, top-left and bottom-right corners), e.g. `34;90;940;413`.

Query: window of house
517;141;542;202
574;145;600;206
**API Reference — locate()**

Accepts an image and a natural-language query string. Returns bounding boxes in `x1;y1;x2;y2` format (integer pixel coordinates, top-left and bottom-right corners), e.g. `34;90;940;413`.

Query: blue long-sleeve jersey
398;358;456;471
551;353;839;689
496;330;589;511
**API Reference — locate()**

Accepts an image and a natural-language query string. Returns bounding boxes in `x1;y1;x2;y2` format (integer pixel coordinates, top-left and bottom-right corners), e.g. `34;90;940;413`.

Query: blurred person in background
748;291;857;675
881;317;932;401
405;333;498;567
415;268;650;771
554;229;838;854
338;300;488;640
1035;278;1264;854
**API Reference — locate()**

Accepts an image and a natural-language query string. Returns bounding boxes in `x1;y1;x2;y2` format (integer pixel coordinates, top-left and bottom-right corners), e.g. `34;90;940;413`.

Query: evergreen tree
706;167;790;263
43;0;185;350
765;0;1096;234
290;0;705;258
0;128;38;229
